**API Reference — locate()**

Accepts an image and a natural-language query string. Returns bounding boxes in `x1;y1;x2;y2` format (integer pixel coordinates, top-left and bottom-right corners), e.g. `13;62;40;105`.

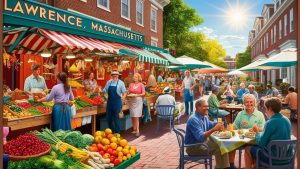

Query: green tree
201;38;227;68
163;0;203;49
235;46;252;68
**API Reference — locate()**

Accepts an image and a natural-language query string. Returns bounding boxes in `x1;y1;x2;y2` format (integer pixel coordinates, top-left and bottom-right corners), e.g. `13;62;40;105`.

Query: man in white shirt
156;87;176;106
181;70;195;115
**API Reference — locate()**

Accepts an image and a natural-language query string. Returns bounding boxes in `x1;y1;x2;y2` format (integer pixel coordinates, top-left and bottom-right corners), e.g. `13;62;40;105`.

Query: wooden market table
219;104;244;122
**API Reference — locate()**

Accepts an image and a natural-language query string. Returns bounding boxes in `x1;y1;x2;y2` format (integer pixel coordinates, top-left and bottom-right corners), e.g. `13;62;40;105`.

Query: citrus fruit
94;136;102;144
110;142;118;150
114;133;121;138
122;156;127;161
122;149;129;155
118;156;123;162
102;138;110;145
129;149;136;156
94;131;102;137
105;128;113;135
107;133;113;140
118;152;124;157
124;145;130;150
130;146;137;152
110;136;118;143
119;139;128;147
127;154;132;159
116;146;123;152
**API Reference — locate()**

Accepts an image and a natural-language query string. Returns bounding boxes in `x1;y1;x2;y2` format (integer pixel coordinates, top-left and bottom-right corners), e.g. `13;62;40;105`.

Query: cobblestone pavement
121;95;298;169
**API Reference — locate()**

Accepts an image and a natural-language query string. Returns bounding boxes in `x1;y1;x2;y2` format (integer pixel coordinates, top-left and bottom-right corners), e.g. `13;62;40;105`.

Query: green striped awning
158;52;183;66
119;48;169;66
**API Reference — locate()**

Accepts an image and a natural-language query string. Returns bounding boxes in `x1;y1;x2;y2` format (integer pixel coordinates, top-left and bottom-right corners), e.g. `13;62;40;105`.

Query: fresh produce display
7;104;23;113
74;97;91;109
69;80;84;88
86;151;114;169
4;133;51;156
3;106;19;119
35;106;51;114
89;128;138;167
91;96;105;105
16;102;32;109
28;100;47;108
34;128;89;160
80;95;97;105
28;108;42;115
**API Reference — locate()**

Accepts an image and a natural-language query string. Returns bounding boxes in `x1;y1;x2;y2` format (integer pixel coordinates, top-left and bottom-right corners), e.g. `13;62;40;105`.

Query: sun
225;5;248;30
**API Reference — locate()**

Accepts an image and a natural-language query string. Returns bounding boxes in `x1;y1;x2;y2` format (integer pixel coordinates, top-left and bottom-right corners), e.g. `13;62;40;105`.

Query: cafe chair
256;140;297;169
155;105;175;132
173;127;213;169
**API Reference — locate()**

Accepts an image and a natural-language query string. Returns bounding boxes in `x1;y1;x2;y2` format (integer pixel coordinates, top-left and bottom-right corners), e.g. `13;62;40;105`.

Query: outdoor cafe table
210;130;255;155
219;104;244;122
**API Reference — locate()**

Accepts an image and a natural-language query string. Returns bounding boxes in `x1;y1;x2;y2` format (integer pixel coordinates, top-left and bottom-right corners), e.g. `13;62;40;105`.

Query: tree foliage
235;46;252;68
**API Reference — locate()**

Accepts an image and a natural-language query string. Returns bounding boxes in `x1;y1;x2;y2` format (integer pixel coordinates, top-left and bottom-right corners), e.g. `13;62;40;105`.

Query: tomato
103;153;110;159
97;143;104;151
99;151;105;156
107;148;113;155
114;159;121;166
112;150;118;157
103;145;109;151
89;146;98;152
110;156;115;163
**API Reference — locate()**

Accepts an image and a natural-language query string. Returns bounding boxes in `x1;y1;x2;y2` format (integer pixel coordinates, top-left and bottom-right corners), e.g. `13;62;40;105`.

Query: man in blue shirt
185;99;230;169
236;82;249;104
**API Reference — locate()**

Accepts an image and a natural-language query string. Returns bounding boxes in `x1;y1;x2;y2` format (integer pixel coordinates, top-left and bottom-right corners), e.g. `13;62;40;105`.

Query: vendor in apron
181;70;195;115
38;72;74;131
24;64;48;99
102;71;127;133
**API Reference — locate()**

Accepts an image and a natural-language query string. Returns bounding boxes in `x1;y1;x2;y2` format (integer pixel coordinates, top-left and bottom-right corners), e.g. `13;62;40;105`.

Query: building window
266;33;268;48
121;0;130;20
273;25;276;44
284;14;287;36
290;8;294;32
136;0;144;26
97;0;109;11
279;20;282;39
151;39;158;47
150;6;157;32
281;68;288;79
271;29;273;45
260;39;262;52
275;0;280;11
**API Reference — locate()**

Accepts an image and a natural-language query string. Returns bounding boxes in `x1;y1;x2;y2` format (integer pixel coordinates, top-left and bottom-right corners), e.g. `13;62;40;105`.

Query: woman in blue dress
38;72;74;131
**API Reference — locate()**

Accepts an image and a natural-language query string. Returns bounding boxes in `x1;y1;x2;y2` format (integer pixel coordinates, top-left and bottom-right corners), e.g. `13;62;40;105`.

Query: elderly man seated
236;83;249;104
208;86;230;121
228;94;265;168
185;99;230;169
244;97;291;169
265;84;279;97
248;84;259;103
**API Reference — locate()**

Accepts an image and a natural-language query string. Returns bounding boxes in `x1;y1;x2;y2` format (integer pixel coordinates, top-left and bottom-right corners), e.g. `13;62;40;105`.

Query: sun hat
163;87;172;94
111;71;121;75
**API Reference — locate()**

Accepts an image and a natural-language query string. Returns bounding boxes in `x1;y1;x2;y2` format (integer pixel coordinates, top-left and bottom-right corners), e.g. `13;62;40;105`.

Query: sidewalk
122;95;298;169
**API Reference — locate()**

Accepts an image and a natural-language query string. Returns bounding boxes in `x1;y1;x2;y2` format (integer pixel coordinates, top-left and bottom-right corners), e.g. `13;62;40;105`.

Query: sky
185;0;272;58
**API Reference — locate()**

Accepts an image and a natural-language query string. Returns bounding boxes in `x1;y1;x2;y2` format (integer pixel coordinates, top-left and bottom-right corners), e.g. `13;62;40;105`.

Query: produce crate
113;152;140;169
98;114;132;131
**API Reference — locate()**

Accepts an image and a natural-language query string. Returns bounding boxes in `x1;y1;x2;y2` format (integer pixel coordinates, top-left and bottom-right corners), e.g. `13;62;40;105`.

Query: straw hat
111;71;121;75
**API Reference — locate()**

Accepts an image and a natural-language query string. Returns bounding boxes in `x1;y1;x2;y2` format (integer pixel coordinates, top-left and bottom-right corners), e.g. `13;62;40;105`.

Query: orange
110;136;117;143
118;152;124;157
107;134;113;140
94;131;102;137
105;128;112;135
116;146;123;152
122;149;129;155
114;133;121;138
124;145;130;150
110;142;118;150
94;136;102;144
102;138;110;145
122;156;127;161
129;149;136;156
119;139;128;147
127;154;132;159
118;156;123;163
130;146;137;152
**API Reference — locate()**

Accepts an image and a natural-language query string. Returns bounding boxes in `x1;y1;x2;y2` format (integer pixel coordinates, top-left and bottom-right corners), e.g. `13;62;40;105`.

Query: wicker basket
9;145;51;161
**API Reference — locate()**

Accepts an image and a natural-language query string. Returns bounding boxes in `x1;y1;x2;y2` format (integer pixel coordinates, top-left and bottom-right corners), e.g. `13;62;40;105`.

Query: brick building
38;0;170;48
224;56;236;71
248;0;297;87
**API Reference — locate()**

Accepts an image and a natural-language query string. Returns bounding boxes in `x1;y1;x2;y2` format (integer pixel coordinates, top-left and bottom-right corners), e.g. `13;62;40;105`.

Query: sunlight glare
225;5;248;30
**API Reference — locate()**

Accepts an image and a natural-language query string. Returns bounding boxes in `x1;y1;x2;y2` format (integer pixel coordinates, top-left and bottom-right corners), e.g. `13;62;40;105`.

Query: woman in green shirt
244;97;291;169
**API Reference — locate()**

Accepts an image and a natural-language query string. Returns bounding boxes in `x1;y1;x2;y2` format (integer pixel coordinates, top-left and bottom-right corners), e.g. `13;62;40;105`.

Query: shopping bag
70;104;77;118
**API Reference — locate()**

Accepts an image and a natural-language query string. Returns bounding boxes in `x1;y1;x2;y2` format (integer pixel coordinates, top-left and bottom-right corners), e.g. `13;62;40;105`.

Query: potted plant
279;82;290;95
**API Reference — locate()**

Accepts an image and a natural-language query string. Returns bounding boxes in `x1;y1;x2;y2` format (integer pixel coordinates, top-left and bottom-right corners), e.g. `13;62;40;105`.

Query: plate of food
213;130;233;139
245;131;256;138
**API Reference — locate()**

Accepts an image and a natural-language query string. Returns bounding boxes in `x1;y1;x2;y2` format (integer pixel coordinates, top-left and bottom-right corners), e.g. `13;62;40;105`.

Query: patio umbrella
169;55;212;70
257;48;297;67
239;59;275;72
228;70;248;77
192;61;228;74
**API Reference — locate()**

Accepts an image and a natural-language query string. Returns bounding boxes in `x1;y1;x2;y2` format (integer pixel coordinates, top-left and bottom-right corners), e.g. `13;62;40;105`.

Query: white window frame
136;0;144;26
284;14;287;36
97;0;110;12
151;37;158;47
271;28;273;45
266;33;269;48
273;24;276;43
150;5;158;32
290;8;294;32
260;39;262;52
279;20;282;39
121;0;130;20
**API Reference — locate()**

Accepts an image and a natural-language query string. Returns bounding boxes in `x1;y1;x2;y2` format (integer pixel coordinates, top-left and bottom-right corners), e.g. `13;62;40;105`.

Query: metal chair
156;105;175;132
256;140;297;169
173;127;213;169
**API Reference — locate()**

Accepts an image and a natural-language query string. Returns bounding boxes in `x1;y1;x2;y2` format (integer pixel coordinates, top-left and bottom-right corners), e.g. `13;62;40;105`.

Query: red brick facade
248;0;297;86
38;0;167;48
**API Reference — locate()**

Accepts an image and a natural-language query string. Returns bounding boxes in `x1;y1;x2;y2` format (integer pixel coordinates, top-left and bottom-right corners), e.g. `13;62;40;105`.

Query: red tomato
107;148;113;155
99;151;105;156
112;150;118;157
103;145;109;151
114;159;121;166
110;156;115;163
97;143;104;151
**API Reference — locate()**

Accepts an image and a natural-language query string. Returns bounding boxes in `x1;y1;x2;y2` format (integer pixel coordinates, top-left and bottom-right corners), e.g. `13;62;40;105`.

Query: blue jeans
290;109;297;120
250;145;269;164
226;96;234;103
184;89;194;115
106;99;122;133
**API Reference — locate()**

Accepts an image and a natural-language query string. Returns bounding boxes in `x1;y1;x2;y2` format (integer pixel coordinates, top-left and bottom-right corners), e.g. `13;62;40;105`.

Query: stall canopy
227;69;248;77
256;48;297;67
238;59;275;72
3;27;169;65
192;61;228;74
169;55;212;70
156;52;183;66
